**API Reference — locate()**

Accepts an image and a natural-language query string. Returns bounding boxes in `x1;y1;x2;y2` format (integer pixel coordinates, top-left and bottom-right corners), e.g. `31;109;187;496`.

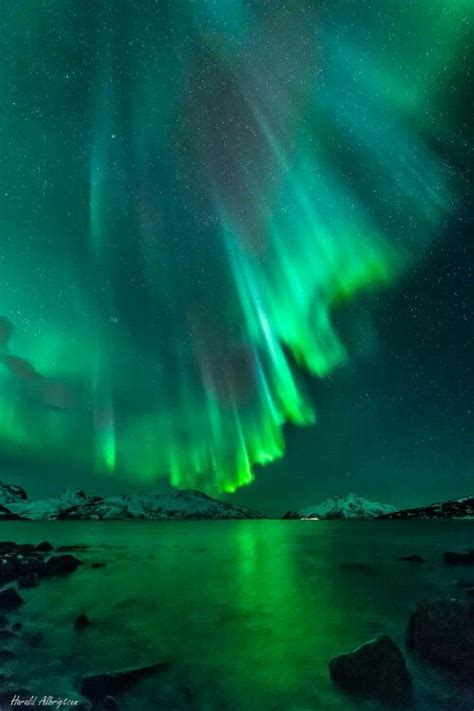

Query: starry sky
0;1;472;514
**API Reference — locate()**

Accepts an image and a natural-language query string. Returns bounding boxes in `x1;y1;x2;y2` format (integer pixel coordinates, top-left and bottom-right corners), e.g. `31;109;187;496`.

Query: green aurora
0;1;470;493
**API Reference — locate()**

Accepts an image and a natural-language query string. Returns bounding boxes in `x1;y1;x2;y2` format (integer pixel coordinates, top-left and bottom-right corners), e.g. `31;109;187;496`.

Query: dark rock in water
0;629;15;640
58;544;90;552
20;557;47;577
281;511;301;519
18;573;39;589
75;614;91;630
35;541;54;552
16;544;36;555
456;579;474;589
81;662;169;701
44;554;83;576
102;696;120;711
406;598;474;673
464;588;474;600
0;649;15;662
12;622;21;631
444;550;474;566
0;587;23;610
91;562;106;569
329;635;412;706
1;556;21;583
0;542;18;555
400;554;425;563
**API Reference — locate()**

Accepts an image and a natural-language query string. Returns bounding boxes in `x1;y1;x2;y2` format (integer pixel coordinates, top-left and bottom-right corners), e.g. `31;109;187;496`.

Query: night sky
0;1;472;515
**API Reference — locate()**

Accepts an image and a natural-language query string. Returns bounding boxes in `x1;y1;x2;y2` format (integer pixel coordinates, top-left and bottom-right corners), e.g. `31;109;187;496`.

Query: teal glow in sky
0;1;470;494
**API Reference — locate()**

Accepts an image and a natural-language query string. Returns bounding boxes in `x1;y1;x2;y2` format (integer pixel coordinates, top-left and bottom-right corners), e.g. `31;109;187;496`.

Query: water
1;520;473;710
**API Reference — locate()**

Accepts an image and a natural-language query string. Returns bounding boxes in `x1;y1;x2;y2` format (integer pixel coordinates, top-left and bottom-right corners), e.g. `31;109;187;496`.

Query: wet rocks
44;554;83;576
399;554;425;563
74;614;91;630
18;573;39;589
0;587;24;610
329;635;412;706
443;550;474;566
80;662;169;702
35;541;54;552
406;598;474;673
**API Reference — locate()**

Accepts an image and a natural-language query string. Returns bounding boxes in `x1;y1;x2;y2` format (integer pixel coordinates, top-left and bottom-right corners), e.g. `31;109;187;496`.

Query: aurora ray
0;1;469;493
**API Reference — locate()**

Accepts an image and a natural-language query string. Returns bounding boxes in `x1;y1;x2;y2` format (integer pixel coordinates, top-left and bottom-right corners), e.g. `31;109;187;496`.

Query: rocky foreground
0;537;473;709
0;482;265;521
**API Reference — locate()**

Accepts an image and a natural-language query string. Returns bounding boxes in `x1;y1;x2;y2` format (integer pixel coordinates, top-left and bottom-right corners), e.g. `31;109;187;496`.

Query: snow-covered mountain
7;489;102;521
285;494;397;520
0;481;27;504
377;495;474;520
2;487;265;521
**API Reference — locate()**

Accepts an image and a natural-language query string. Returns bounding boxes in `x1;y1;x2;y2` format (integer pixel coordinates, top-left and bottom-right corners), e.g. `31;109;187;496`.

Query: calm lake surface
1;520;473;710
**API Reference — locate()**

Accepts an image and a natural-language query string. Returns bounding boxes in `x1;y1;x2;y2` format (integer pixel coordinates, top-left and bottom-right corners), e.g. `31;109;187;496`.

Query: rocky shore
0;536;473;709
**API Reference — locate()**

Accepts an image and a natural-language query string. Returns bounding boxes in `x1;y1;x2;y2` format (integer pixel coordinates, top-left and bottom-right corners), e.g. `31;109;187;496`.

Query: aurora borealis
0;1;471;496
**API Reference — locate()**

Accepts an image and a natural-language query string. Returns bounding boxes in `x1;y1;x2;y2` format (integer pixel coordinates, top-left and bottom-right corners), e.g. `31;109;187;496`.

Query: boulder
329;635;412;706
35;541;54;552
91;562;106;569
74;614;91;630
18;573;39;589
0;542;18;555
0;587;24;610
80;662;169;701
102;696;120;711
406;599;474;673
15;544;36;555
444;551;474;566
44;554;83;576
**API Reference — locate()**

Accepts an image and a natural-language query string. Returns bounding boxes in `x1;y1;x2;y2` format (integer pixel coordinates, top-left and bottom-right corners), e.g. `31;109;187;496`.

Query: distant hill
0;482;266;520
377;495;474;520
282;494;397;520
